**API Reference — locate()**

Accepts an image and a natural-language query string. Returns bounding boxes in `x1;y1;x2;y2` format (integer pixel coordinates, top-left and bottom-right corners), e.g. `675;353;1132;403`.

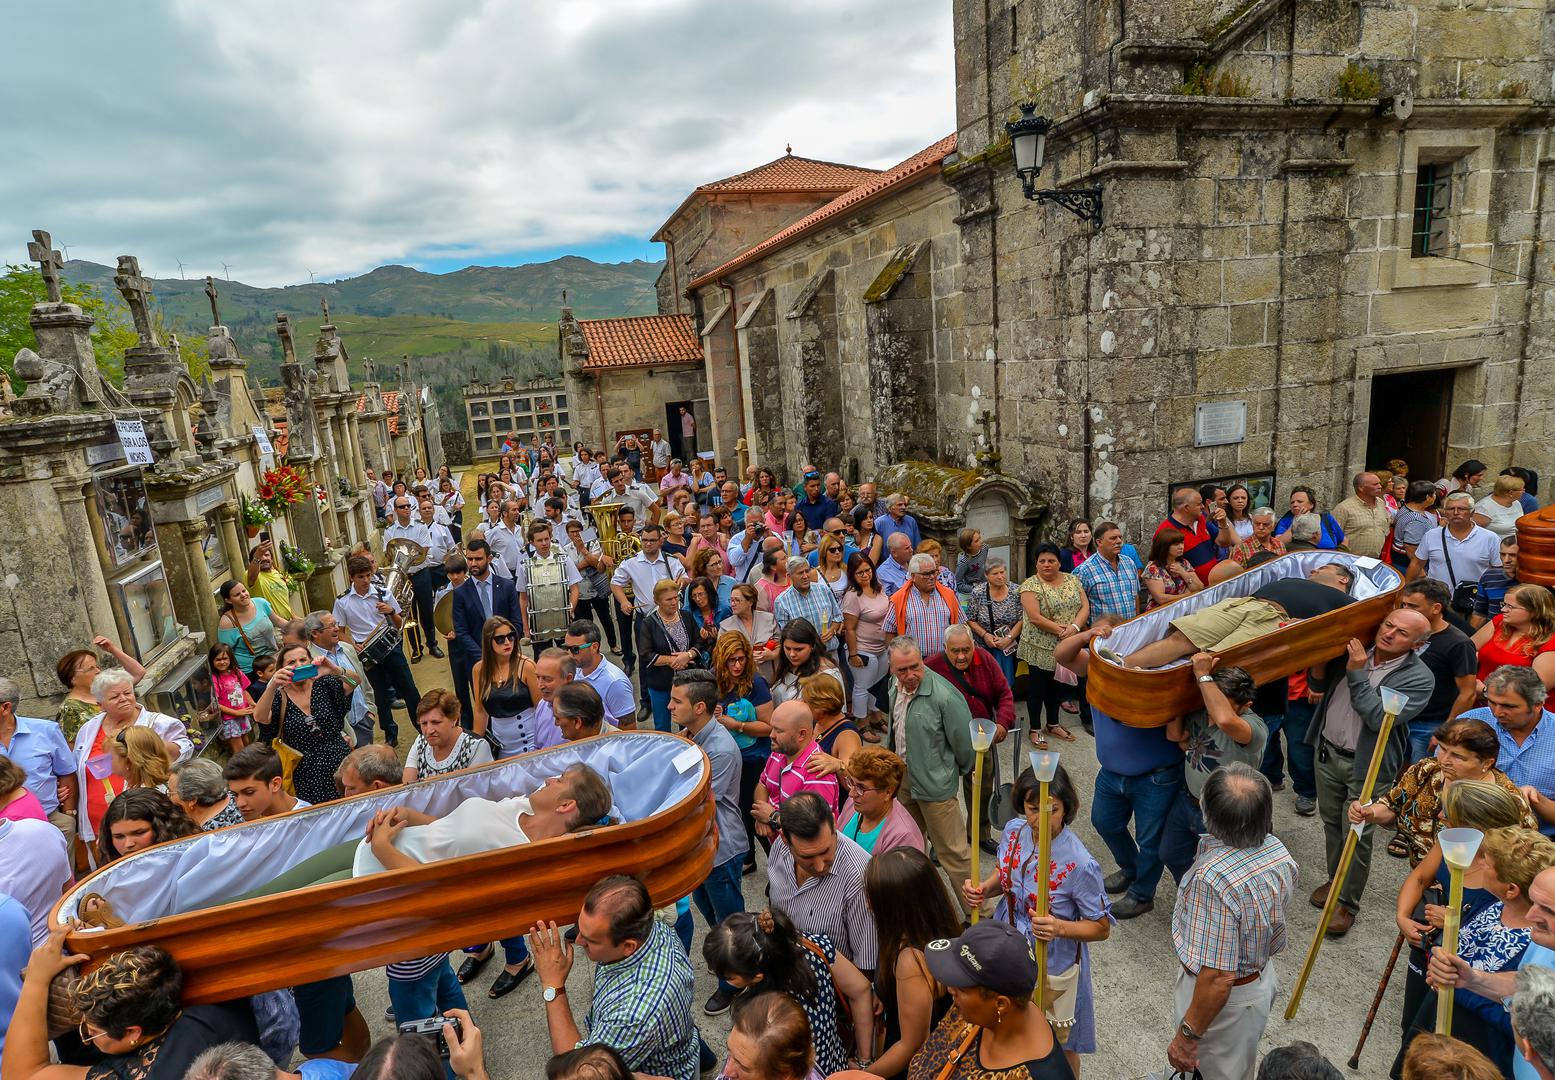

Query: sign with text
115;420;155;466
251;426;275;456
1194;401;1247;447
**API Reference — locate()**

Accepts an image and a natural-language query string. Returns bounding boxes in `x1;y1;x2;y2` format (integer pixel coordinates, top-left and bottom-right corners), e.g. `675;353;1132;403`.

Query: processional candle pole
1435;828;1485;1035
968;717;998;924
1030;748;1061;1012
1285;686;1411;1020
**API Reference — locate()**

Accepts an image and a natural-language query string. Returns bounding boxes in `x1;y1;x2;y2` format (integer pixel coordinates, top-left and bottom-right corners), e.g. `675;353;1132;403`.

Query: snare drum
358;621;402;668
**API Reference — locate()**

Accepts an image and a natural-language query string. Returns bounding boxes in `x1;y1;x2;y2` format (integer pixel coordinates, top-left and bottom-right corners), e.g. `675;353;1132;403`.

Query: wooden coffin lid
1517;505;1555;586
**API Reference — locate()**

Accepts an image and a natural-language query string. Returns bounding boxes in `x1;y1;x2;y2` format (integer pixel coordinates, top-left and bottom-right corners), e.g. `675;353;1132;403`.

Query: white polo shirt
577;657;637;723
611;551;679;613
1414;523;1502;589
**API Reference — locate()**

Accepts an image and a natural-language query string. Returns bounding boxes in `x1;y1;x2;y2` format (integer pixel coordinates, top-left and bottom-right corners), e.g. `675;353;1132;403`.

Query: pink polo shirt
758;740;840;813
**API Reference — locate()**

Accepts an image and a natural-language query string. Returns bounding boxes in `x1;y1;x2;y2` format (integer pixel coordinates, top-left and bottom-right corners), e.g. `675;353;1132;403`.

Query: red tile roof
356;389;403;435
577;314;702;371
688;135;956;290
652;154;880;240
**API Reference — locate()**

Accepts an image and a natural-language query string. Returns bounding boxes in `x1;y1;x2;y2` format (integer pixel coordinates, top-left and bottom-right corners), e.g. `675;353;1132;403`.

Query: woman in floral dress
1017;544;1087;748
962;765;1111;1077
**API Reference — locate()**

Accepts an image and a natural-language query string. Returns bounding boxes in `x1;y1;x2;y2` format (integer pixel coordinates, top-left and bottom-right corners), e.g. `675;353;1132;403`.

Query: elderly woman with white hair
168;757;245;830
71;667;192;860
967;556;1022;687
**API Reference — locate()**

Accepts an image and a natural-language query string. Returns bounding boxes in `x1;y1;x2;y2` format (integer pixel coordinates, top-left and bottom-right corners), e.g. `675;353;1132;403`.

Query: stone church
574;0;1554;541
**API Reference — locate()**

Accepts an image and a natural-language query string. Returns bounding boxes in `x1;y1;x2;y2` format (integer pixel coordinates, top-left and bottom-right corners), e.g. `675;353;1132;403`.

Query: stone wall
692;179;962;479
571;365;709;450
442;429;472;467
948;0;1555;541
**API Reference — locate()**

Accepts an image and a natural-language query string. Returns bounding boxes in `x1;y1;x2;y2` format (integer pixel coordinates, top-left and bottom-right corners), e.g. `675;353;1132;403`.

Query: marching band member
332;553;421;747
514;521;582;657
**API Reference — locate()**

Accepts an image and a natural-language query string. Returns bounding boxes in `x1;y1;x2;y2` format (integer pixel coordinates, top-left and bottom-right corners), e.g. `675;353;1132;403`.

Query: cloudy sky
0;1;953;287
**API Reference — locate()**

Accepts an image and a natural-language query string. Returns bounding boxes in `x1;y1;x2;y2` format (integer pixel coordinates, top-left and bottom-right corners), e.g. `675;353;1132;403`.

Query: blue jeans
387;959;468;1023
1259;699;1317;799
1090;762;1182;903
692;856;748;992
674;896;693;952
464;936;528;966
647;687;672;733
1408;719;1438;764
1159;788;1206;884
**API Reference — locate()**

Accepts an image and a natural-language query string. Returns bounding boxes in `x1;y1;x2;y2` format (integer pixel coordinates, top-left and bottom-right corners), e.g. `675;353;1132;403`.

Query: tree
1;264;209;391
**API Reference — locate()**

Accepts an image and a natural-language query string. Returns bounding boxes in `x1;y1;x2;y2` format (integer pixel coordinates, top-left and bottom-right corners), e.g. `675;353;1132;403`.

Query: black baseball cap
924;921;1037;999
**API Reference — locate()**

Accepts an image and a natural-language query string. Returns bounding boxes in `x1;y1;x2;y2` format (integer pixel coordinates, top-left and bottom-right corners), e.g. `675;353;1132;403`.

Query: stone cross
113;256;159;346
275;312;296;364
204;275;221;327
975;409;1001;474
363;357;377;383
27;230;64;304
321;297;330;322
978;409;996;447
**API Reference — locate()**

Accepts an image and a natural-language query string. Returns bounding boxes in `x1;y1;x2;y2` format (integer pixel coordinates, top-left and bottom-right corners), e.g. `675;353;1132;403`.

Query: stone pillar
181;520;220;640
216;501;247;581
303;569;337;614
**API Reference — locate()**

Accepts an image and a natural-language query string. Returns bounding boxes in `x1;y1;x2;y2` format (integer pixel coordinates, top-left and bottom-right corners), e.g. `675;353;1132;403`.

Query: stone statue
321;297;331;323
363;357;377;384
27;231;64;304
113;256;159;347
275;312;297;364
281;359;320;462
204;276;221;327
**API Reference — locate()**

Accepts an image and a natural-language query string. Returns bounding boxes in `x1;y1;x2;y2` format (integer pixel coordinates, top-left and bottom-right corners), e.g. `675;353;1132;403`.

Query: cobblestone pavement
351;640;1412;1079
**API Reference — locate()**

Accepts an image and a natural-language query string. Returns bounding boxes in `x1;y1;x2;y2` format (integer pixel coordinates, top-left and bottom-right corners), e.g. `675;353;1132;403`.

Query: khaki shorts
1170;596;1284;652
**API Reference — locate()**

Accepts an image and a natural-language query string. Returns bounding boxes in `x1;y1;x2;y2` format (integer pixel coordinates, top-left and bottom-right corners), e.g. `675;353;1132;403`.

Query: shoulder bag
798;937;883;1063
1438;527;1479;615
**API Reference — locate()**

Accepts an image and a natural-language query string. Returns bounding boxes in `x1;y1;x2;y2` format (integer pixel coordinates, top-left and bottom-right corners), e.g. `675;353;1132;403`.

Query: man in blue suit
452;539;522;727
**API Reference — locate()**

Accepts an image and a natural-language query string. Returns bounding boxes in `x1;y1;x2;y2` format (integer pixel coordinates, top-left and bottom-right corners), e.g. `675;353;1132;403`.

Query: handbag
268;693;304;795
1438;527;1479;615
799;937;884;1063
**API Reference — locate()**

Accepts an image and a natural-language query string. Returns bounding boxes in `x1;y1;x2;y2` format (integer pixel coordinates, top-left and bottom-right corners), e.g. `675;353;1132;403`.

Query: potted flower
240;495;273;538
280;541;315;582
257;465;311;518
336;475;357;501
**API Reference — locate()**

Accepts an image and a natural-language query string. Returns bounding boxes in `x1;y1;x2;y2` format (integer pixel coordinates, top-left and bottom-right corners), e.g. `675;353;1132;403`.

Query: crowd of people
3;440;1555;1080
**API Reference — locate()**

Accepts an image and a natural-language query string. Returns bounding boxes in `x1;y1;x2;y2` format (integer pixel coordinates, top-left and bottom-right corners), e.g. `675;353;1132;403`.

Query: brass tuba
586;501;642;601
382;537;428;614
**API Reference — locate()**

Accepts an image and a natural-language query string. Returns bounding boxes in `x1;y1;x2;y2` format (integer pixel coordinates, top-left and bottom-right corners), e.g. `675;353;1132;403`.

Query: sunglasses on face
565;643;593;653
492;633;516;644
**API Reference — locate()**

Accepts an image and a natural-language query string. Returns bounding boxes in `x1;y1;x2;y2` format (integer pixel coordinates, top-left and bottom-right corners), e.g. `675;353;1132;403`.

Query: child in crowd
208;642;256;753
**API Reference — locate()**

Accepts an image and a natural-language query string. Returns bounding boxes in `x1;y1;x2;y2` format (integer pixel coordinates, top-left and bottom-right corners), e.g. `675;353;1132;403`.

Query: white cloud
0;0;953;286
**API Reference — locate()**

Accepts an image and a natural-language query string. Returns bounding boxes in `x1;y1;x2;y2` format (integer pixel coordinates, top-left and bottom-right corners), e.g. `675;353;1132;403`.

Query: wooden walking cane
1348;932;1405;1069
1284;686;1411;1020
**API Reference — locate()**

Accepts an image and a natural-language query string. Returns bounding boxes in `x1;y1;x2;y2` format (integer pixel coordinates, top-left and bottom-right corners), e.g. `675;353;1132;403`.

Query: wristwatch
1178;1020;1203;1041
1198;674;1215;684
543;985;565;1003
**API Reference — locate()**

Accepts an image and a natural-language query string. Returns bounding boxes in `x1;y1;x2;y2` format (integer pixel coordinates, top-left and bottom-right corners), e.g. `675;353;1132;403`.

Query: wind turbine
222;262;231;281
177;260;187;280
306;268;316;284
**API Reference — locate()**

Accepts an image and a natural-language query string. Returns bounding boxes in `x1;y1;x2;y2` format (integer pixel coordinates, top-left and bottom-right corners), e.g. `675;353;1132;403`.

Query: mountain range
60;254;664;331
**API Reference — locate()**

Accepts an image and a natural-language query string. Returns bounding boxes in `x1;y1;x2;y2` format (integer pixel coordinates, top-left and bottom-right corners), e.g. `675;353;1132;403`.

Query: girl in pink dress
207;642;256;753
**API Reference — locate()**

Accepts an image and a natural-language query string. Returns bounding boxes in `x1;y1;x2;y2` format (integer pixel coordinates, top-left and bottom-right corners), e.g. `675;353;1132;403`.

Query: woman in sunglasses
471;616;542;757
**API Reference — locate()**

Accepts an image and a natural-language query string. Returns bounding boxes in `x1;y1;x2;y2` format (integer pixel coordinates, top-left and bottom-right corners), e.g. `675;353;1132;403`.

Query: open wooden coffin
51;732;714;1004
1518;505;1555;586
1085;551;1404;728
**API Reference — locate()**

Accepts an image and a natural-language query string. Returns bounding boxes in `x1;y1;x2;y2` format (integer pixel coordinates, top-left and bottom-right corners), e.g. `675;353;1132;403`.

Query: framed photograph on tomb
201;511;229;579
92;469;160;568
1168;472;1278;514
113;561;178;662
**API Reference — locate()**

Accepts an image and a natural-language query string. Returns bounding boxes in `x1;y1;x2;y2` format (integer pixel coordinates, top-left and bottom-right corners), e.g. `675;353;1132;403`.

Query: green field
276;314;554;362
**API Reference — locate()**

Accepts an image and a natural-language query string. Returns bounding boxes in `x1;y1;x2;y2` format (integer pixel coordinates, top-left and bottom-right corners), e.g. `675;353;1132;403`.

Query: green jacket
887;667;976;802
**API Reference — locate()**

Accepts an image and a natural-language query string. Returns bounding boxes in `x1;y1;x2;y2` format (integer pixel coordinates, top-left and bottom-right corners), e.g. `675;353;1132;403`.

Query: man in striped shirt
1168;763;1296;1080
766;792;878;972
774;559;843;656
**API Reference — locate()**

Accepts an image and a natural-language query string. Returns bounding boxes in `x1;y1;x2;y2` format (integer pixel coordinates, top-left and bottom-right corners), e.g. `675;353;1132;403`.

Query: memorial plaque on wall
1194;401;1247;447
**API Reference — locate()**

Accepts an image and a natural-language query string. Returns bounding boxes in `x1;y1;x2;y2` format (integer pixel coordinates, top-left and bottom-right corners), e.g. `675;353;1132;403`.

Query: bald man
1305;608;1435;935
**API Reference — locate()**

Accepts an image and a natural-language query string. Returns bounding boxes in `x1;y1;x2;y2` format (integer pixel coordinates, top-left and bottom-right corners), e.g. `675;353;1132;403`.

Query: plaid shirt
774;582;843;639
1228;534;1285;564
1172;834;1296;977
1075;551;1141;621
583;919;699;1080
881;586;958;658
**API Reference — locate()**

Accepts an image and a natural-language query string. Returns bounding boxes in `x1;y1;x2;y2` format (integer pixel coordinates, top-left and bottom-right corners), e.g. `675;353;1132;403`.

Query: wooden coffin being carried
51;732;714;1004
1517;505;1555;586
1085;551;1404;728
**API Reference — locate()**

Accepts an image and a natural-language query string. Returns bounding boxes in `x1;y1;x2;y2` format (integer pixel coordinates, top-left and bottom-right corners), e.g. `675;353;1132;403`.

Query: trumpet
587;501;642;600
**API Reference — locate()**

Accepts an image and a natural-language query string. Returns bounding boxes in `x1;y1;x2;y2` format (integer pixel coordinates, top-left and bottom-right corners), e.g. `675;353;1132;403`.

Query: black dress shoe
429;645;445;659
410;652;423;664
488;960;534;998
457;949;492;984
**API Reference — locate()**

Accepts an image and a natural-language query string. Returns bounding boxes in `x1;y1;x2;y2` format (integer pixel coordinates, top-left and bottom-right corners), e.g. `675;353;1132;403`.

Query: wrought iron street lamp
1005;102;1102;225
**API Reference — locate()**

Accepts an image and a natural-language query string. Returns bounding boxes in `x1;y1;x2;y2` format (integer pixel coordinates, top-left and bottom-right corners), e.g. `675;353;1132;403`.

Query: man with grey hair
1284;513;1322;551
305;609;375;748
773;557;842;656
335;743;402;798
1407;489;1502;600
1460;664;1555;835
1332;471;1393;559
882;553;963;660
886;636;979;917
875;530;915;594
169;758;245;829
0;675;77;843
1513;965;1555;1079
928;623;1014;853
1255;1041;1343;1079
873;492;921;551
1167;763;1295;1080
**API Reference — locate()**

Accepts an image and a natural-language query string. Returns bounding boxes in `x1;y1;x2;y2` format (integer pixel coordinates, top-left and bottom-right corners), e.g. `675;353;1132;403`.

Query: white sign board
115;420;155;466
251;426;275;455
1194;401;1247;448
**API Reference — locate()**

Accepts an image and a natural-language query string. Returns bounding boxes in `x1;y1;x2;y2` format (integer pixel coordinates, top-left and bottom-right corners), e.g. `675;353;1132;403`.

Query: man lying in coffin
1099;562;1358;670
